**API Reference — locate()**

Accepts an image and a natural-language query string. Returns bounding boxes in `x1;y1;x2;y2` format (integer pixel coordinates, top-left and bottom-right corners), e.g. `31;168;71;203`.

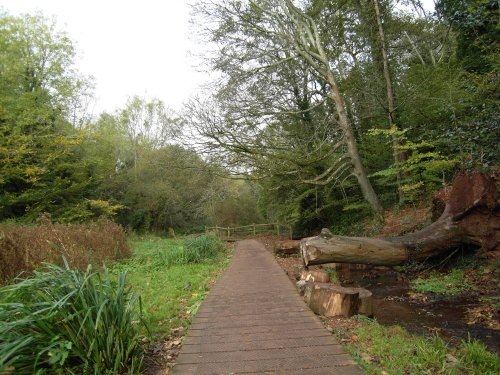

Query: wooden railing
205;223;292;241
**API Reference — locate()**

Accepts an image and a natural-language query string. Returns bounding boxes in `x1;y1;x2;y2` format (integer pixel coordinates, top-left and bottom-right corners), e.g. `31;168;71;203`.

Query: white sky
0;0;435;117
0;0;207;115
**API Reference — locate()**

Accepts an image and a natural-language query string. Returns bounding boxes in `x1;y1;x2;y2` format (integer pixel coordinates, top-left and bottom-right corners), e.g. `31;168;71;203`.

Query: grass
411;269;475;295
344;316;500;374
155;233;223;267
110;235;231;335
0;261;143;374
0;233;230;374
324;267;337;282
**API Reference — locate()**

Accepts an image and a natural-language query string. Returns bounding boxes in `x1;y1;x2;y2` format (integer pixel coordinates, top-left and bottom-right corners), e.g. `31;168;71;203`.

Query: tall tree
0;11;94;221
192;0;383;213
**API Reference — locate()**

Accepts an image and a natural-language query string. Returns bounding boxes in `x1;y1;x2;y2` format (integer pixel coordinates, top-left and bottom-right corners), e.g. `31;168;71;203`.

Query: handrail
205;223;292;241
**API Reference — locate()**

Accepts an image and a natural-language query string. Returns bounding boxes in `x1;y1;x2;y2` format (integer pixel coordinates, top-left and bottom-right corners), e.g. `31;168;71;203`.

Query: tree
0;11;95;221
191;0;383;213
436;0;499;73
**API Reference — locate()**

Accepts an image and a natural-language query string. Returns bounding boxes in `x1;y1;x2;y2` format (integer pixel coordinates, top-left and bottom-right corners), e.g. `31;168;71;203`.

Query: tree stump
300;282;373;317
273;240;301;256
305;283;360;317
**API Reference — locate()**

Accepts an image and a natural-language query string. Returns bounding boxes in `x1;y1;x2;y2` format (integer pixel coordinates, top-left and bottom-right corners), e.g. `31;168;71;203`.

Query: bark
301;172;499;267
325;70;384;214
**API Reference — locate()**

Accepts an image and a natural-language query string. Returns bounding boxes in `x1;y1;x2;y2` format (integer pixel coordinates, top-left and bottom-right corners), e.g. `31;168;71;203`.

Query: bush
0;218;130;280
0;261;144;374
155;234;223;267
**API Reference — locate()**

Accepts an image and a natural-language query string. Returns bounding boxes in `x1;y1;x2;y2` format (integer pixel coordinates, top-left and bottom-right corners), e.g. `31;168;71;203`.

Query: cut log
273;240;301;256
301;172;500;267
301;283;373;317
300;269;330;283
306;283;360;317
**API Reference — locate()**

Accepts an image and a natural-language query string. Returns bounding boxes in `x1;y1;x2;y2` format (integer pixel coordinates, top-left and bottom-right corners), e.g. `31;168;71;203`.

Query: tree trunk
301;172;499;267
372;0;407;200
325;70;384;214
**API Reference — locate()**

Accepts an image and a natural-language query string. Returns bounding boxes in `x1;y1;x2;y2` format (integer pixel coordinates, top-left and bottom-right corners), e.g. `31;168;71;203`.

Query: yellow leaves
24;165;46;177
87;199;125;217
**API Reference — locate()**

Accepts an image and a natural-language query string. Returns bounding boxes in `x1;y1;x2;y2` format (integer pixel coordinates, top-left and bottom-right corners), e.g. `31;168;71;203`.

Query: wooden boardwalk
172;240;364;374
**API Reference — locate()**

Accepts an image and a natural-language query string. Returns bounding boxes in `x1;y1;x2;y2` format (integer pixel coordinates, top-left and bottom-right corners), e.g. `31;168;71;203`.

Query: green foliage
437;0;499;73
369;128;458;202
346;317;500;374
411;269;475;295
0;261;144;374
0;11;100;223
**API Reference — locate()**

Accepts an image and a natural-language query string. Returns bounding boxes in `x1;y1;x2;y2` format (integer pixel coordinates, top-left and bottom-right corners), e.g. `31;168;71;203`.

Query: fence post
253;224;256;235
227;227;230;239
276;224;280;236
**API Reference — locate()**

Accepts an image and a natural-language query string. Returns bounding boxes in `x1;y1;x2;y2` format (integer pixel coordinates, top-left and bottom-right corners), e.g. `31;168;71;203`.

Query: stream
338;267;500;353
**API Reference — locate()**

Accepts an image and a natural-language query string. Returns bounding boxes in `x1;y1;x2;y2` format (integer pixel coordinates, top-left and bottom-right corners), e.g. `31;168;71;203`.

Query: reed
0;260;144;374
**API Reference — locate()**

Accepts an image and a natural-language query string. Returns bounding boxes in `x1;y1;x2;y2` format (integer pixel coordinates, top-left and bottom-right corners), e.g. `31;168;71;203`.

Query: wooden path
173;240;364;374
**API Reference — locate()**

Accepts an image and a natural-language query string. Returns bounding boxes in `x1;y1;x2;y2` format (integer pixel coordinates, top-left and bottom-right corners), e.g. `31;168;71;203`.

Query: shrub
0;261;144;374
0;218;130;280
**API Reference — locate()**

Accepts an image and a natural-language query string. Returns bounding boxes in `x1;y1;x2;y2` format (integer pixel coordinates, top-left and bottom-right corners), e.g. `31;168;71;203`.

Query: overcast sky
0;0;435;117
0;0;207;115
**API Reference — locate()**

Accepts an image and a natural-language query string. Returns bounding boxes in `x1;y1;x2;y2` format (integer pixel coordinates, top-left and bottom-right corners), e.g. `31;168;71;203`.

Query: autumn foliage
0;218;130;280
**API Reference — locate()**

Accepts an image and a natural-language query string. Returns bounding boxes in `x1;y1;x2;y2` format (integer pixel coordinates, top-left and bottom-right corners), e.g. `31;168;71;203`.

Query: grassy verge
0;233;231;374
111;235;231;336
329;316;500;375
411;269;475;295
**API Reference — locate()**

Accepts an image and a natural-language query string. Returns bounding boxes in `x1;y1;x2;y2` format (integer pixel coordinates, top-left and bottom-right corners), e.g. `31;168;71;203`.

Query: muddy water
338;268;500;353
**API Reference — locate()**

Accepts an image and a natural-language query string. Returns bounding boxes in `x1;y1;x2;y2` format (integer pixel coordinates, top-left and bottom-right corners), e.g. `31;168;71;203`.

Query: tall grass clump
0;218;130;280
156;233;223;267
0;261;144;374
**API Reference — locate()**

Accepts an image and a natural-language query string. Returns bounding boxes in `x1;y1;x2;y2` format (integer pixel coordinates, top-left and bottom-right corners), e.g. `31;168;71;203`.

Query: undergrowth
0;261;144;374
0;218;130;280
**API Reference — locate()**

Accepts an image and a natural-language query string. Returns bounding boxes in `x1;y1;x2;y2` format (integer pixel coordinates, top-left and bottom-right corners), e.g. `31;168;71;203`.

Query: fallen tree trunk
301;172;500;267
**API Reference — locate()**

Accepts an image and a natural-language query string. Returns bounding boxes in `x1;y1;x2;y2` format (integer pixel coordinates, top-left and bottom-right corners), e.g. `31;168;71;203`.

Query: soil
142;328;184;375
378;206;430;236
